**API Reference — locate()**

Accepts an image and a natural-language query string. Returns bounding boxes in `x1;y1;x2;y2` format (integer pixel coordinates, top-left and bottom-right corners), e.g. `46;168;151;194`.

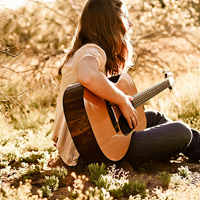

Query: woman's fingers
118;95;139;129
128;109;138;129
124;106;138;129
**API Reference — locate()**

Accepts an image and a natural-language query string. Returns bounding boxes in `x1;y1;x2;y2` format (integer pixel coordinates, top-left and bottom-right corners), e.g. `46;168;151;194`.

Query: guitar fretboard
132;78;170;108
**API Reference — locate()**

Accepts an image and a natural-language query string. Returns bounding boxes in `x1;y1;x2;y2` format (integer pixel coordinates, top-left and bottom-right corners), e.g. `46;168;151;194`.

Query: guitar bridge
105;101;120;133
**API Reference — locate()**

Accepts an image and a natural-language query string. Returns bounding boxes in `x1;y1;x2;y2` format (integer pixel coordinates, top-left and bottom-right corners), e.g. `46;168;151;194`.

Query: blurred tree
0;0;199;126
0;0;82;80
0;0;199;78
126;0;200;73
191;0;200;23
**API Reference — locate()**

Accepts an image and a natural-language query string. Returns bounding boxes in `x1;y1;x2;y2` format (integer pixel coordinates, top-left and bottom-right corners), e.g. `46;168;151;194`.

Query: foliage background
0;0;200;128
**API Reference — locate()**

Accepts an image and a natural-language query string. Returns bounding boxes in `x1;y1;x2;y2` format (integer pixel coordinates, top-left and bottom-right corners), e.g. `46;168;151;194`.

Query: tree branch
0;50;23;57
33;0;77;26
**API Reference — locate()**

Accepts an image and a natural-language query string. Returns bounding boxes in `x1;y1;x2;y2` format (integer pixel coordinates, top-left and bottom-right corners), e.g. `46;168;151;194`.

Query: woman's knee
172;121;192;144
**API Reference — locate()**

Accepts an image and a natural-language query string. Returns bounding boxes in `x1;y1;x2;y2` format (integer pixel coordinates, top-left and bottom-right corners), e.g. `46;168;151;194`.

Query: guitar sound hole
118;115;134;136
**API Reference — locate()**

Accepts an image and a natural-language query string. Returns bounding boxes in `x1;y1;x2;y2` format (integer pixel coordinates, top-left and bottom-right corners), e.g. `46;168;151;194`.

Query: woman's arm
76;56;138;129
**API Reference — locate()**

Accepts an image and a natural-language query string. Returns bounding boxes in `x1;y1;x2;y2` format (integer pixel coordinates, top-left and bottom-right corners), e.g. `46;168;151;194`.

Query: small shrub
0;181;33;199
122;181;146;197
85;187;104;199
51;166;68;187
88;164;146;199
38;166;68;198
178;166;191;178
169;173;193;188
19;163;41;179
44;175;59;192
59;195;66;200
68;173;90;200
37;158;48;169
4;152;17;162
87;163;107;183
95;175;110;190
157;171;172;187
1;139;9;146
68;189;79;200
0;160;9;167
39;185;53;198
19;151;45;163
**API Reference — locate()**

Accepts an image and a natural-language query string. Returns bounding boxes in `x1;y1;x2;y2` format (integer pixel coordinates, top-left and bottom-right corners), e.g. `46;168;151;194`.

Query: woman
52;0;200;166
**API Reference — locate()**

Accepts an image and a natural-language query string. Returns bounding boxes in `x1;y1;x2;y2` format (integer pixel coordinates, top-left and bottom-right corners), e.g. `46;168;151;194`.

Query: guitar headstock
163;69;175;90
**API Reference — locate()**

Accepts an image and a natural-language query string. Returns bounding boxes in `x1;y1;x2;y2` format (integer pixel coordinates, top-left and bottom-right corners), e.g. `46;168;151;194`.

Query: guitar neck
132;78;170;108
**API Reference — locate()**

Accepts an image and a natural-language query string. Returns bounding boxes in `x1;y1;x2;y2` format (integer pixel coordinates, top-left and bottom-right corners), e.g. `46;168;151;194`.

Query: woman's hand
77;56;139;129
118;95;138;129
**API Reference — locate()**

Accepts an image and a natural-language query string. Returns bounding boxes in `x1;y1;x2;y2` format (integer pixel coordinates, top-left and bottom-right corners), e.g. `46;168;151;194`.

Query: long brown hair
59;0;134;76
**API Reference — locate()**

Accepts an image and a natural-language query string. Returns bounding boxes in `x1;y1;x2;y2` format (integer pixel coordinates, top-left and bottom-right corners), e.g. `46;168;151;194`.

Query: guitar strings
132;81;169;108
110;79;170;120
132;79;170;108
112;105;122;118
132;79;168;101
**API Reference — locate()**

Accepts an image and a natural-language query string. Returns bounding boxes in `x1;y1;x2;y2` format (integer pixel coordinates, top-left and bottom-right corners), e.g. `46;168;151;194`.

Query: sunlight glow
0;0;27;9
0;0;54;10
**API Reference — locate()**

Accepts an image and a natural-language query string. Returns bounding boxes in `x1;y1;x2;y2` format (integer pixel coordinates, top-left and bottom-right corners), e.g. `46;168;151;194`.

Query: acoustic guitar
63;70;175;163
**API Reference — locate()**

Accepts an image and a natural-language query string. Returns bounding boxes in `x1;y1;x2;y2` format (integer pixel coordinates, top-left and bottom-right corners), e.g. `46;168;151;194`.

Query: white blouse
52;43;107;166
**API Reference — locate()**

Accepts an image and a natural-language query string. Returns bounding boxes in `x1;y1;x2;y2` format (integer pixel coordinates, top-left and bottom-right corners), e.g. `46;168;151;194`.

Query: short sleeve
73;44;107;73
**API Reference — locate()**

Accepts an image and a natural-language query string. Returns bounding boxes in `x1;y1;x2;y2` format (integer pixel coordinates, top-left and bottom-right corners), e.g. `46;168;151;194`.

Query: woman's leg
145;110;200;162
182;129;200;161
124;110;192;165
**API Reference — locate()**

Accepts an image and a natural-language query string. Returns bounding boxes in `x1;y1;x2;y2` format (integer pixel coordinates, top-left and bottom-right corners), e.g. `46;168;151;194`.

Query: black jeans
124;110;200;165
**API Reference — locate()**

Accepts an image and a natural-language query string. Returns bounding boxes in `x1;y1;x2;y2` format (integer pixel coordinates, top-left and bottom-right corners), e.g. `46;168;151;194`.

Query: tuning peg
163;69;173;78
163;69;168;77
163;69;169;74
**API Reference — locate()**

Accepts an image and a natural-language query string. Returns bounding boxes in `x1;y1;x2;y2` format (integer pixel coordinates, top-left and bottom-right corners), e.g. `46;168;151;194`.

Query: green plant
39;166;68;198
59;195;66;200
87;162;107;183
0;181;33;199
44;175;59;192
19;163;41;179
68;189;79;200
67;173;89;200
157;171;172;187
37;158;48;169
87;164;146;199
39;185;53;198
99;187;112;200
4;152;17;162
0;160;9;167
178;166;191;178
94;175;110;194
51;166;68;187
19;151;45;163
122;181;147;197
1;139;9;147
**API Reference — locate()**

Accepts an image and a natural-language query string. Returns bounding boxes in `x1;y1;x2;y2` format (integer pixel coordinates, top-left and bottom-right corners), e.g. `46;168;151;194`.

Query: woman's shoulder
77;43;105;53
74;43;106;62
73;43;107;70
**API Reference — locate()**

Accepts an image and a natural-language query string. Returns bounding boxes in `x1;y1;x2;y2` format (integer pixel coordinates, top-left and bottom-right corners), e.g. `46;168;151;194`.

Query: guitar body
63;73;146;163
